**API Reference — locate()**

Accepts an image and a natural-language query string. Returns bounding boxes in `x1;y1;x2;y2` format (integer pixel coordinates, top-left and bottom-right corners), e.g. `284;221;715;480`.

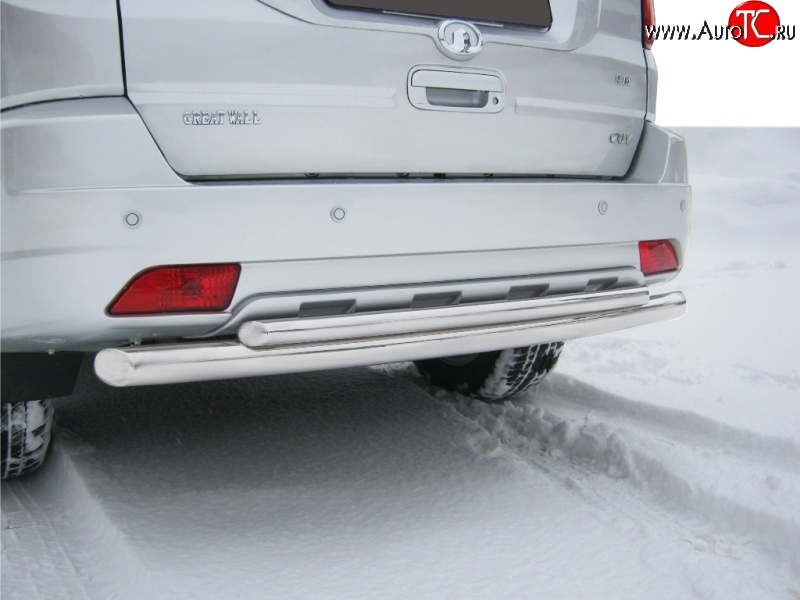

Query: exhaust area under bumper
94;288;686;388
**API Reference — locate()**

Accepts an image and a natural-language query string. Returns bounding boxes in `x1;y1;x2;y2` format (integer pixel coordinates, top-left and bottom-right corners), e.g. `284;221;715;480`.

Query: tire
1;399;54;479
415;342;564;401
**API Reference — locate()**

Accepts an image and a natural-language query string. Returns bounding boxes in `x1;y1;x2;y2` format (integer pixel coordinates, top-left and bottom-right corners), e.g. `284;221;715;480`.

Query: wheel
415;342;564;401
1;399;54;479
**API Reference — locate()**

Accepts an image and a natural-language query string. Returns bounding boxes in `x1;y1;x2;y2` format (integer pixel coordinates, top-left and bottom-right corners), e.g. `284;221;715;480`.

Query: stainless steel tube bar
95;290;686;388
238;287;650;348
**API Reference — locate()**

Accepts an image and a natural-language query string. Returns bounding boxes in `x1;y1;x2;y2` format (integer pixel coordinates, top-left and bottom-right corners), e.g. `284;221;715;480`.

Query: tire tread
1;400;54;479
416;342;564;402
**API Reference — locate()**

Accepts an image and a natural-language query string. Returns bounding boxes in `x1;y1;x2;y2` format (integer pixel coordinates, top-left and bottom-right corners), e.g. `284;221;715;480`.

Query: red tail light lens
639;240;678;276
643;0;656;49
109;264;241;315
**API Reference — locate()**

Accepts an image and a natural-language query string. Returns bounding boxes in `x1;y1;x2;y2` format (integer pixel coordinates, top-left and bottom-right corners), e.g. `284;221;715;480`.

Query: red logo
729;1;781;47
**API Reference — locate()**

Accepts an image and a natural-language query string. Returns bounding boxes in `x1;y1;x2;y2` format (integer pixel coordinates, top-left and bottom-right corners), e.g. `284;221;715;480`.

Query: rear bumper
2;98;690;358
95;288;686;387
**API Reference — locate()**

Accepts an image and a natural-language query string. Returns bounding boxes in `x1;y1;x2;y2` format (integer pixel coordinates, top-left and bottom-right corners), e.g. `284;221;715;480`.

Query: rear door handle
408;67;506;113
410;70;504;92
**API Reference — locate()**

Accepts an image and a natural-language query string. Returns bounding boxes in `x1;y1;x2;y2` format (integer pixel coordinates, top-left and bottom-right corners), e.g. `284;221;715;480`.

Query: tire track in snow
2;448;97;600
378;364;800;579
2;495;89;599
452;378;800;577
543;374;800;475
536;374;800;561
1;441;164;600
383;365;702;535
431;393;799;598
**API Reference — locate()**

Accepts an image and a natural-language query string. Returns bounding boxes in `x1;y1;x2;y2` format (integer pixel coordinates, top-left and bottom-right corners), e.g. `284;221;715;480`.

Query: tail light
108;264;241;315
639;240;678;276
643;0;656;49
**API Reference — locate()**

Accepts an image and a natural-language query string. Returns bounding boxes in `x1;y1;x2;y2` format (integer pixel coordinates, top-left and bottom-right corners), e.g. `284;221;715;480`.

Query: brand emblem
182;110;262;126
436;20;484;60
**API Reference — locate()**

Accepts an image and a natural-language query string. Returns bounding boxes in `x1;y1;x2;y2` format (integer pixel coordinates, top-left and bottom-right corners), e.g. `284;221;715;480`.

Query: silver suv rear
1;0;689;477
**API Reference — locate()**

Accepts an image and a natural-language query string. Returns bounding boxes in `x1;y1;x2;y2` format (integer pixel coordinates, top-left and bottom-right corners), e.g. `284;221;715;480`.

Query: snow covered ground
2;128;799;599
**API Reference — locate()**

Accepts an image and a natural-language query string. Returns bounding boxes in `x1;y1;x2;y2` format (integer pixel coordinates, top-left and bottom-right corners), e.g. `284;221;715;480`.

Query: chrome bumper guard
94;288;686;388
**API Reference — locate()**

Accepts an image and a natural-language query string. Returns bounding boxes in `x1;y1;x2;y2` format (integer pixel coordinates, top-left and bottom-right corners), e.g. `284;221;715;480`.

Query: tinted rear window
325;1;552;28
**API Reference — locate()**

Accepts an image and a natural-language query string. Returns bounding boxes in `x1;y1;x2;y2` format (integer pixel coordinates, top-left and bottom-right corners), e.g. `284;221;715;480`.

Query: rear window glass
325;1;552;28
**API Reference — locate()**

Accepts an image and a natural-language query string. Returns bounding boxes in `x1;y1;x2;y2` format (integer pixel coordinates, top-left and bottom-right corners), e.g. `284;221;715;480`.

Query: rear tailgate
120;0;648;179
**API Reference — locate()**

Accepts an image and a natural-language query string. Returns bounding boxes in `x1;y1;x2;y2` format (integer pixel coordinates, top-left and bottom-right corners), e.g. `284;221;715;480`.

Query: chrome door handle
408;67;506;113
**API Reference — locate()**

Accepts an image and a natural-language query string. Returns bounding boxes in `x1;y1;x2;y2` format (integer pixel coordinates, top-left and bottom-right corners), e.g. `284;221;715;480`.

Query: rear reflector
109;264;241;315
642;0;656;49
639;240;678;276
